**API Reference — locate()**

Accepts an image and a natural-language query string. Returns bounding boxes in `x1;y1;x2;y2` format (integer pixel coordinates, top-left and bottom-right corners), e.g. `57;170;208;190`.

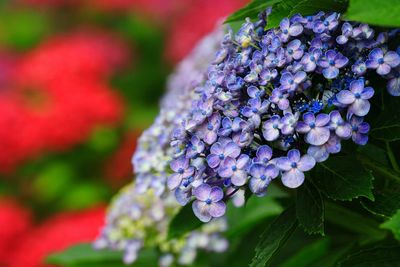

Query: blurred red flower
165;0;248;63
8;206;105;267
0;198;32;266
0;31;128;173
17;30;130;83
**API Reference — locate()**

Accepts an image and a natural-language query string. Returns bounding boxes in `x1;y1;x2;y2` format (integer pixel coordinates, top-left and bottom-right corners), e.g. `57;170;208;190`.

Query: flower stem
385;141;400;173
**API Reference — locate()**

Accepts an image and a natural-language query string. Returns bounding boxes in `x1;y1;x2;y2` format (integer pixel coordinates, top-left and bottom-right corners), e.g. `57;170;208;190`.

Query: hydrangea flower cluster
94;182;228;266
95;27;229;266
169;10;400;222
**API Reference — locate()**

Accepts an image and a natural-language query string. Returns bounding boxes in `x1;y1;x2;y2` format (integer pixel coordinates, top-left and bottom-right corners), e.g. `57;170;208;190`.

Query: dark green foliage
250;205;298;267
296;181;324;235
312;156;375;201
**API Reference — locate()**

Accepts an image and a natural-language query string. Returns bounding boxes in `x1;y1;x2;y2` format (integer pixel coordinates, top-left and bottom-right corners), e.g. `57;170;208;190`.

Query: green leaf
0;8;50;50
309;244;354;267
361;173;400;218
346;0;400;28
338;245;400;267
288;0;347;17
167;204;204;239
266;0;299;28
59;183;108;210
357;144;389;167
296;181;324;235
225;0;282;23
47;243;157;267
381;209;400;240
370;94;400;141
325;202;387;244
250;205;298;267
371;126;400;142
280;238;330;267
267;0;347;29
226;196;283;237
33;163;74;202
311;155;374;201
47;243;121;265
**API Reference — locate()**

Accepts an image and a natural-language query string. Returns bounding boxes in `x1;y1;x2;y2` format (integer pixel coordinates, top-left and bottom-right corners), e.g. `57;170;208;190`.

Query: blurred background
0;0;247;266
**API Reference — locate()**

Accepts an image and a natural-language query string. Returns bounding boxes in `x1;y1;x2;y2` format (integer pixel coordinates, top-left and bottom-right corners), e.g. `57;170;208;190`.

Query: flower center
324;21;329;26
309;122;316;128
207;124;213;130
232;165;237;171
378;58;384;64
205;199;212;205
178;168;184;174
291;162;297;168
260;175;267;181
355;93;361;99
283;29;289;34
329;59;335;66
219;154;225;160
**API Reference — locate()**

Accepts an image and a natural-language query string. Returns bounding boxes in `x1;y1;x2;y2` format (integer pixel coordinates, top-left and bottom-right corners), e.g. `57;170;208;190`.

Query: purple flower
276;149;316;188
186;135;205;158
366;48;400;75
192;98;214;124
244;64;262;83
279;18;303;42
268;36;282;52
285;39;304;62
352;60;367;76
296;112;330;146
335;79;374;116
280;112;299;135
249;163;279;196
175;186;193;206
336;22;354;44
349;116;370;145
262;115;282;141
247;85;265;98
387;68;400;96
219;154;250;186
307;134;341;162
218;117;233;137
206;141;241;169
197;113;221;145
259;68;278;85
301;48;322;72
192;184;226;222
318;50;348;79
270;89;289;110
313;12;339;33
279;71;307;92
168;157;195;190
213;47;228;64
241;97;269;127
265;48;286;68
253;145;273;165
329;111;352;139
